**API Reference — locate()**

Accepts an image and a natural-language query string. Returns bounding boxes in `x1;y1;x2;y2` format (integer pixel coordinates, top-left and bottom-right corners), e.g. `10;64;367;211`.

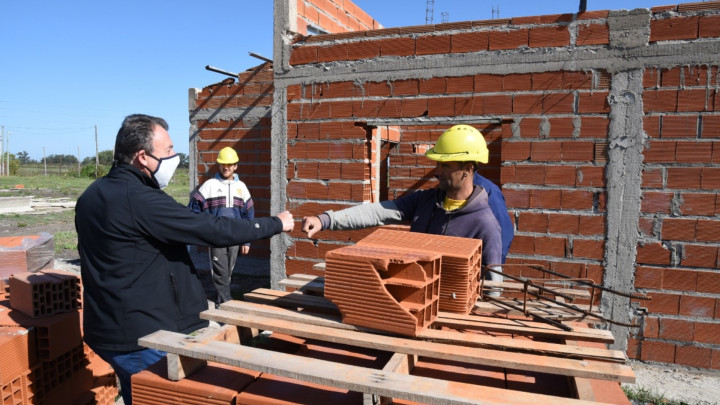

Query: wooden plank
220;301;624;362
567;340;598;401
436;312;614;344
139;330;605;405
244;288;339;313
201;308;635;383
245;288;614;344
165;324;240;380
279;277;325;294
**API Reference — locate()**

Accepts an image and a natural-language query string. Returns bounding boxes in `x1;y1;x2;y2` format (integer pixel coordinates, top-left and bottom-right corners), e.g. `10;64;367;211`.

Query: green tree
82;149;114;166
178;152;189;168
16;151;33;164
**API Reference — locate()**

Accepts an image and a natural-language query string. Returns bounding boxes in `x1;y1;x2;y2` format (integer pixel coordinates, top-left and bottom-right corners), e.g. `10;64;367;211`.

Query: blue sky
1;0;660;161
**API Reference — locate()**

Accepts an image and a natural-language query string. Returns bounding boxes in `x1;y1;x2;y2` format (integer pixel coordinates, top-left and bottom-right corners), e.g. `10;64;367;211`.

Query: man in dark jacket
301;124;503;277
75;114;294;405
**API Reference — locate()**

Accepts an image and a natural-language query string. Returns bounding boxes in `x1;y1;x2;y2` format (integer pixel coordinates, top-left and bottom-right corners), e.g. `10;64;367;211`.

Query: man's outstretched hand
301;216;321;238
276;210;294;232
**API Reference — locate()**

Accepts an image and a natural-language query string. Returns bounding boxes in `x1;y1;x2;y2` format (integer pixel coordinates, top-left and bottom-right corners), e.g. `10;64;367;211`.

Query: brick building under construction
188;0;720;374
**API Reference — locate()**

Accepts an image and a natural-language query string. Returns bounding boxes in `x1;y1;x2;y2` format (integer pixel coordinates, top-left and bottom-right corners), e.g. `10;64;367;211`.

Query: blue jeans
89;346;166;405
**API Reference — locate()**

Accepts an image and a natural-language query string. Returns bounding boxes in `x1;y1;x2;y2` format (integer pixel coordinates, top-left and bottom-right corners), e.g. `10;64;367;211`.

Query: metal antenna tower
441;12;449;23
492;4;500;19
425;0;435;25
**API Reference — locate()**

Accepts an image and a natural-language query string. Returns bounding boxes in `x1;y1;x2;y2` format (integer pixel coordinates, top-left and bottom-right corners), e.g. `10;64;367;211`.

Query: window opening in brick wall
358;119;511;201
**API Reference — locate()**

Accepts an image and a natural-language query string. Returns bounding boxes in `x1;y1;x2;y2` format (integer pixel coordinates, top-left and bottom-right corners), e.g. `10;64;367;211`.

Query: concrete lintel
190;107;271;124
276;41;720;84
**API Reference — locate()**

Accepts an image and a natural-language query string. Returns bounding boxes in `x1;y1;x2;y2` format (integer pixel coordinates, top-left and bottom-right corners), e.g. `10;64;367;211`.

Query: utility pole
0;126;4;176
95;125;99;179
77;146;81;175
6;132;9;176
43;147;47;177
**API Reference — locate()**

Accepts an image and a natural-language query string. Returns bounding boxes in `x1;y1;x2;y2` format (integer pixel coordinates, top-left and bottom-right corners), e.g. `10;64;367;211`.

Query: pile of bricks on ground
0;235;117;405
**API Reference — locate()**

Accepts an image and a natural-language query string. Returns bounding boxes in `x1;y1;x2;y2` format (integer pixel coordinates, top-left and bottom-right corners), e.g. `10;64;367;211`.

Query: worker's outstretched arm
301;200;402;238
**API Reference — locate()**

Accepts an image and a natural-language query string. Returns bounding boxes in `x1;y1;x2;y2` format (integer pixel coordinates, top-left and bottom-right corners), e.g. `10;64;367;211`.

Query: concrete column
602;9;651;351
269;0;294;289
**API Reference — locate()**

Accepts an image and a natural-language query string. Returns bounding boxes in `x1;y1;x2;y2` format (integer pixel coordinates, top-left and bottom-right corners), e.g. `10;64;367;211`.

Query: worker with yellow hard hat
189;146;255;306
301;125;505;291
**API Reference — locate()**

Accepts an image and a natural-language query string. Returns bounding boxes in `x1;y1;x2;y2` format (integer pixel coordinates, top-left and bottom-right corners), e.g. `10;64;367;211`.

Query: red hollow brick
659;318;694;341
577;23;610;46
667;167;703;189
451;32;489;53
636;242;671;265
290;46;319;65
676;345;712;368
577;92;609;113
474;74;503;93
680;192;718;216
676;141;713;163
543;93;575;114
650;16;700;42
488;29;529;50
643;140;677;162
416;35;452;55
700;14;720;38
680;244;718;269
662;115;699;138
661;217;697;241
696;323;720;345
677;89;713;112
640;340;676;363
702;167;720;189
529;26;570;48
635;266;663;289
664;268;699;292
644;89;679;113
379;37;416;56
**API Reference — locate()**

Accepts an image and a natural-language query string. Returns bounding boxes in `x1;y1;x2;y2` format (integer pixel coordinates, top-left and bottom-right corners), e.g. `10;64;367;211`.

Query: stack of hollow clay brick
0;234;55;280
356;228;483;314
132;357;261;405
324;243;441;337
0;268;117;405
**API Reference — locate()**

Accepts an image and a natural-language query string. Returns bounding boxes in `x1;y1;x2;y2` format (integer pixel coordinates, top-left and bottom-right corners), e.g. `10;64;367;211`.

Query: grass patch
54;231;78;253
622;385;686;405
0;167;191;202
1;210;76;228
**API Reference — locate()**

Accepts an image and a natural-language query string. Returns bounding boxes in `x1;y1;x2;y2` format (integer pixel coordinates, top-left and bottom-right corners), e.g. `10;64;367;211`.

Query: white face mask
147;153;180;189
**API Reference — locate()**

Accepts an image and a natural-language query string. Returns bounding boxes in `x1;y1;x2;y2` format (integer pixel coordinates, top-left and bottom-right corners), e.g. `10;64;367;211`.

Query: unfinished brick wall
295;0;381;36
189;63;275;258
272;1;720;371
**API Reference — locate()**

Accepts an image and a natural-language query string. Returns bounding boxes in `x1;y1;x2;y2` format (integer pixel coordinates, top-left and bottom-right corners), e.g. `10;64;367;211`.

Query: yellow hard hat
424;125;489;163
217;147;239;164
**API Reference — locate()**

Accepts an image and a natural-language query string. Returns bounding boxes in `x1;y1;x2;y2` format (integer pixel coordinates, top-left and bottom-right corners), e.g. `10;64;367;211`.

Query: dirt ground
3;208;720;404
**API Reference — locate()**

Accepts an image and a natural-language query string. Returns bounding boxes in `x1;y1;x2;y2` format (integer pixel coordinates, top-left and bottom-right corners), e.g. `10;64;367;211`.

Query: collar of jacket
213;172;239;182
434;185;486;212
110;162;160;189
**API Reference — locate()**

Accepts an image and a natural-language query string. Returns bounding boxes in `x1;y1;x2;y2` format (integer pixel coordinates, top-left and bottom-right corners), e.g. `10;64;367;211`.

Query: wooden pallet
139;281;634;404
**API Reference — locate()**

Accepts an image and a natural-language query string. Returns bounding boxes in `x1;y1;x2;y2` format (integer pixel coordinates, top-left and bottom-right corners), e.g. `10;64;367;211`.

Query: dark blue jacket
473;173;514;263
394;185;503;268
75;163;283;351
